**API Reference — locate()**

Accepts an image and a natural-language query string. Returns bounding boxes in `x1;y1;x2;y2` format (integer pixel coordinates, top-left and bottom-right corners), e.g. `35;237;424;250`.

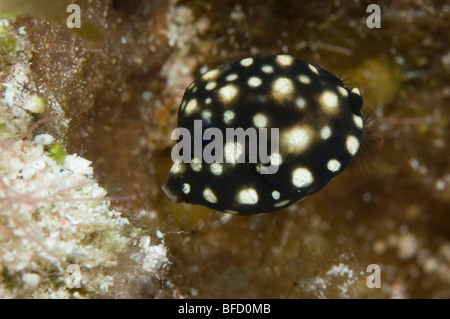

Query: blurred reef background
0;0;449;298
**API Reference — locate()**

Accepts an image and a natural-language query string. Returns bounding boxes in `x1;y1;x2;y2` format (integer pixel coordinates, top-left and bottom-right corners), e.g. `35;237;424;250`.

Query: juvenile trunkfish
162;54;364;215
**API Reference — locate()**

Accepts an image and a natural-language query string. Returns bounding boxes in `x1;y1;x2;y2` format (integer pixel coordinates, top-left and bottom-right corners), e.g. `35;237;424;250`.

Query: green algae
46;143;69;164
0;29;16;70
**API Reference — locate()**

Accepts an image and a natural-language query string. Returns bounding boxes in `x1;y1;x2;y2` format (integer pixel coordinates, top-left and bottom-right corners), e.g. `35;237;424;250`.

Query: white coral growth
133;235;170;275
0;20;170;298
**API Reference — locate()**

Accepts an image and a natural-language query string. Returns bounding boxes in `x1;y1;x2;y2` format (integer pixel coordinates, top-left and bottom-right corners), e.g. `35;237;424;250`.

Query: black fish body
163;54;364;215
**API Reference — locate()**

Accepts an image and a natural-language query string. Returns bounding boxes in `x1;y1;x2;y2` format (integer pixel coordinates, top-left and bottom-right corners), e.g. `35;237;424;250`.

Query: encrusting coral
0;18;170;299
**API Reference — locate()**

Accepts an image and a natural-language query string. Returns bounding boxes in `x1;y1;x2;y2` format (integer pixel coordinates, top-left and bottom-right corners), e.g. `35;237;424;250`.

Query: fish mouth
161;183;182;204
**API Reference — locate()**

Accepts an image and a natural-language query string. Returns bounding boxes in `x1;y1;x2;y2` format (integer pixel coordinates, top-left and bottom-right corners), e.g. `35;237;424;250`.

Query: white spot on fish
182;183;191;194
170;161;186;174
276;54;294;66
218;85;239;103
320;126;332;140
292;167;314;188
346;135;360;156
327;159;341;172
202;110;212;120
253;113;268;128
272;77;294;101
187;82;196;90
320;91;339;111
282;126;312;153
353;115;363;129
261;65;274;73
224;141;243;164
205;81;217;90
210;162;223;176
223;110;235;124
226;73;238;81
272;190;281;200
308;64;319;75
296;97;306;109
270;152;282;166
338;87;348;97
237;188;259;205
203;187;218;203
180;100;187;111
351;87;361;95
274;199;290;208
298;75;311;84
248;76;262;88
184;98;198;115
202;69;220;81
191;158;202;172
240;57;254;67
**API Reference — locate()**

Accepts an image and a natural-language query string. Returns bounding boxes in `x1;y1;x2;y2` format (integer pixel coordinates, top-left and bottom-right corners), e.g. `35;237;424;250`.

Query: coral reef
0;17;169;298
0;0;449;298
